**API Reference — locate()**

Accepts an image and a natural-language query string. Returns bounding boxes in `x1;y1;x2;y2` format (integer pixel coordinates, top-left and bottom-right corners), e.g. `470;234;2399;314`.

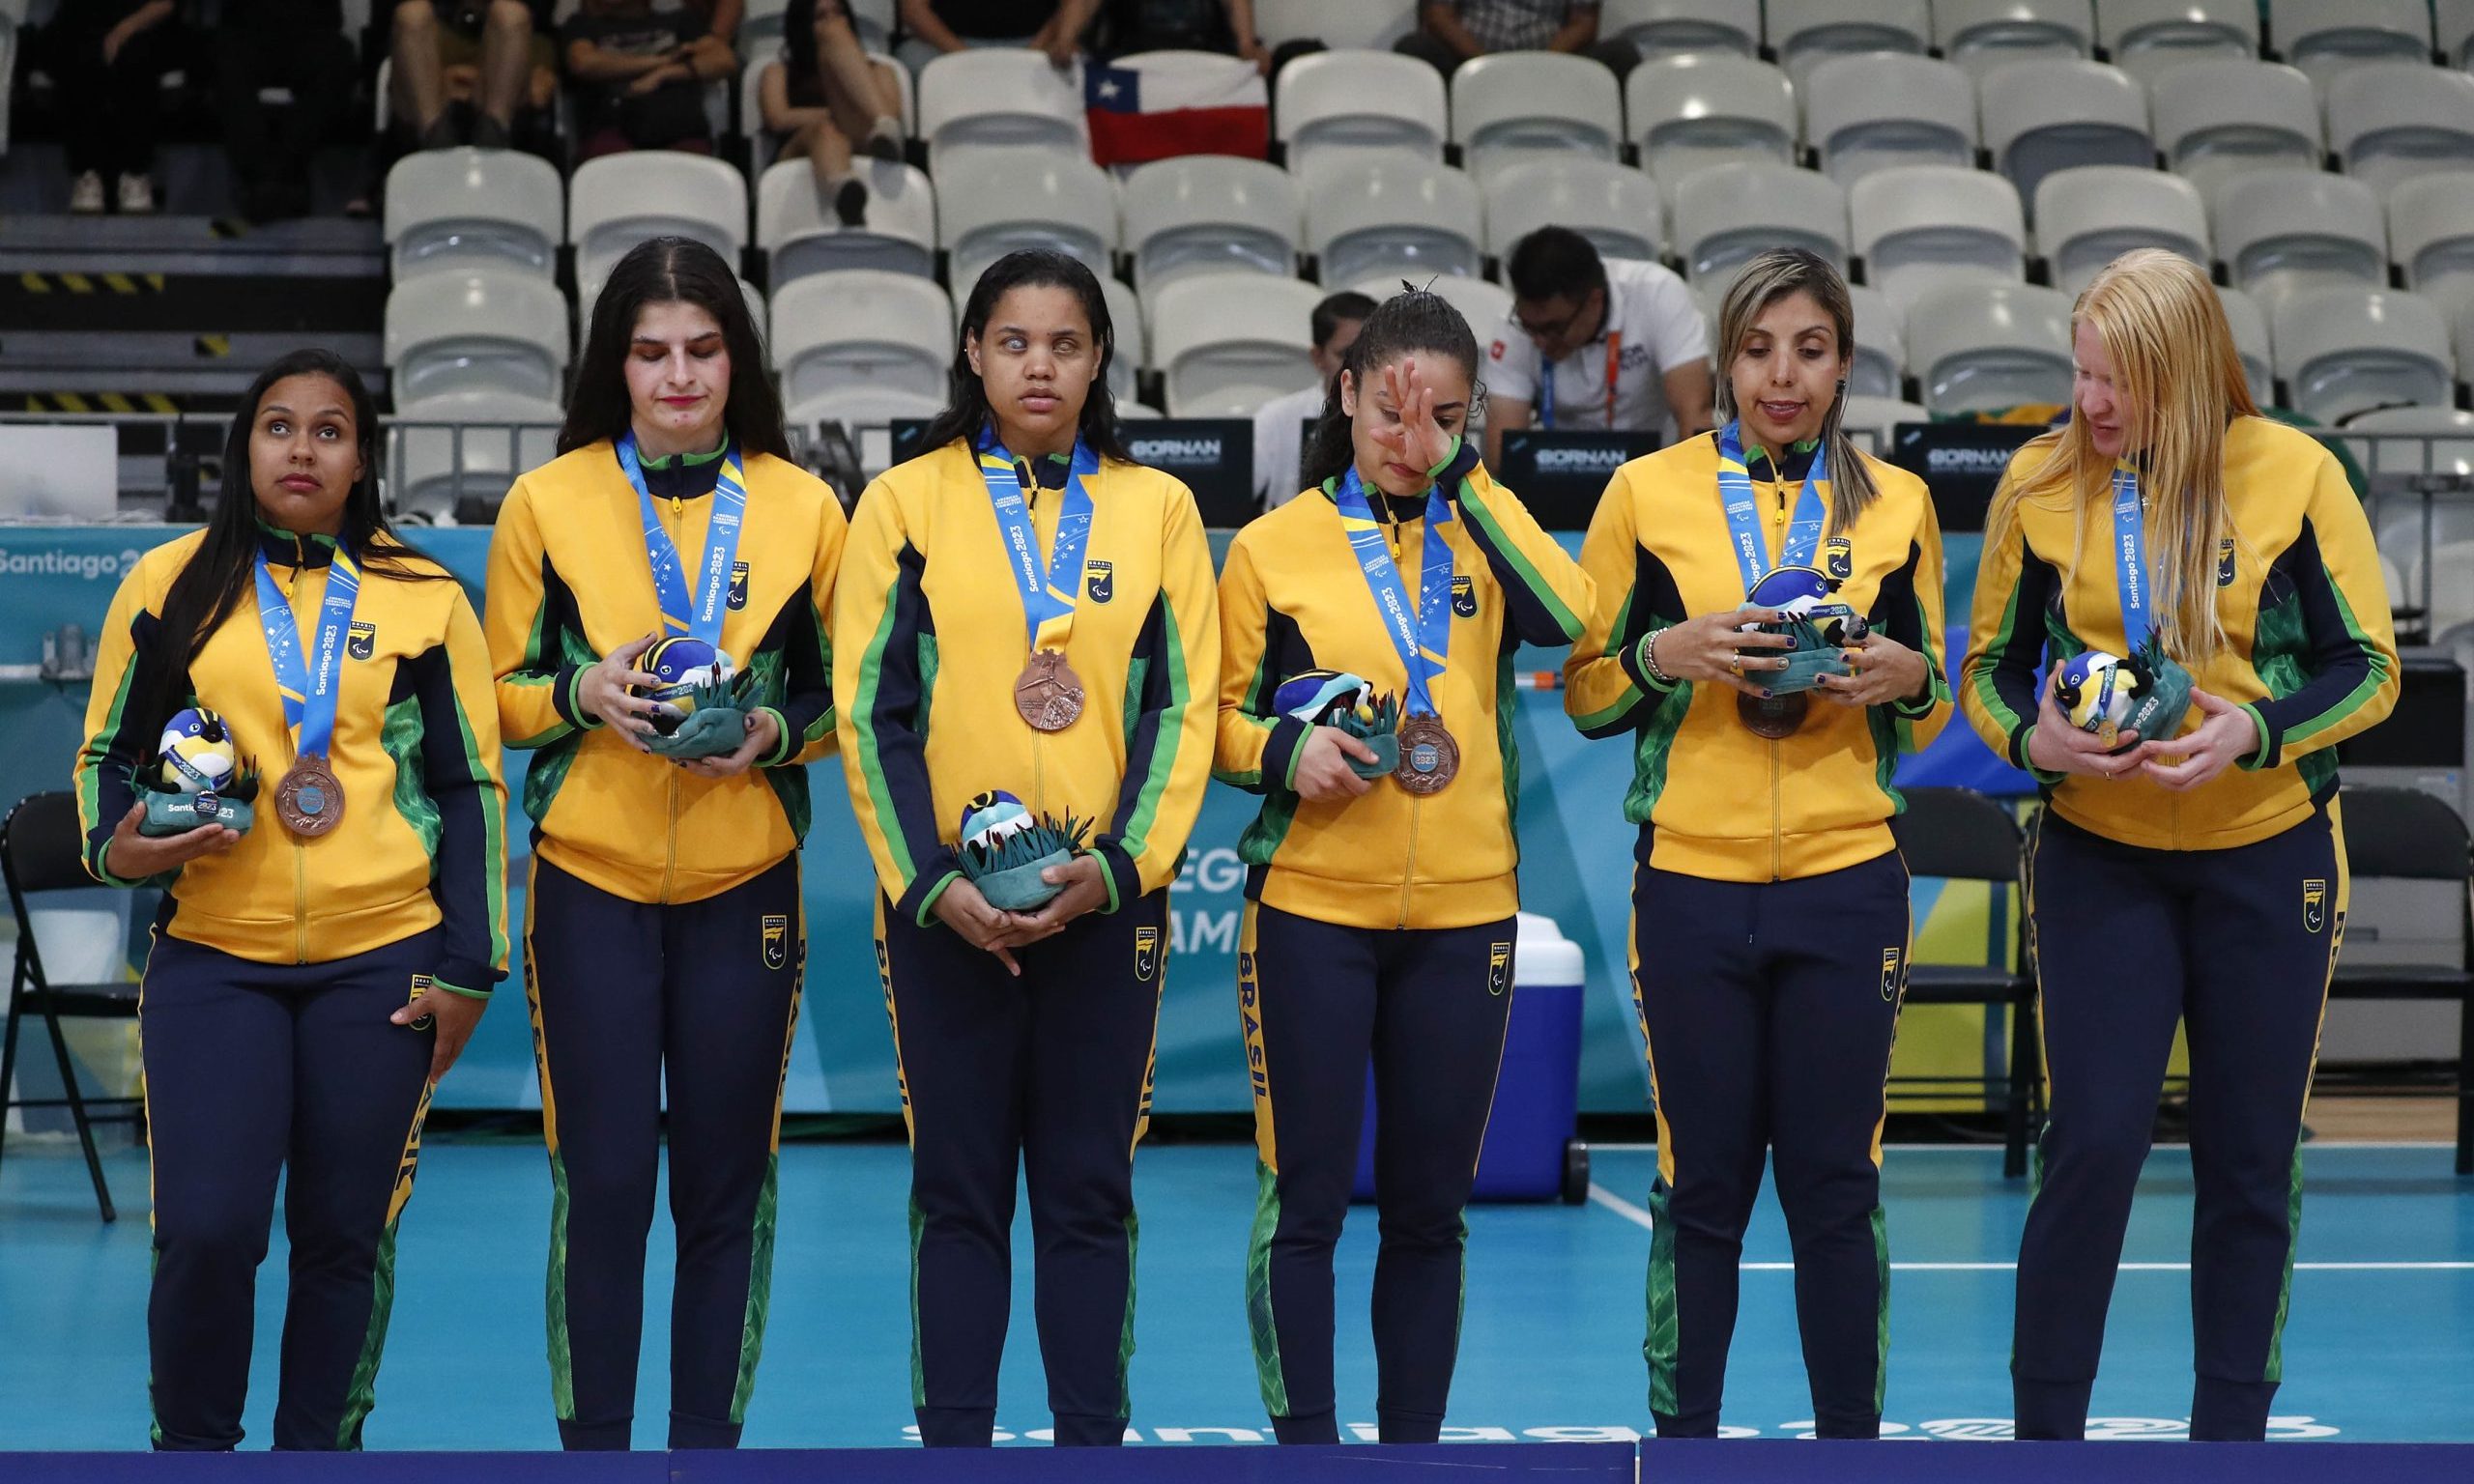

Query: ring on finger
1727;653;1742;677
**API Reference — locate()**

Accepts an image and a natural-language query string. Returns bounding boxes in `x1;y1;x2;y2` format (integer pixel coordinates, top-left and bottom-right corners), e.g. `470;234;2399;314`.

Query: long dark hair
784;0;821;87
914;249;1133;462
139;349;445;734
1300;289;1482;490
559;236;791;459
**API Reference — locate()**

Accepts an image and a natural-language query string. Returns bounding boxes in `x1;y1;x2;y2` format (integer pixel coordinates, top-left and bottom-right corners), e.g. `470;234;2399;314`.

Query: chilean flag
1084;54;1271;166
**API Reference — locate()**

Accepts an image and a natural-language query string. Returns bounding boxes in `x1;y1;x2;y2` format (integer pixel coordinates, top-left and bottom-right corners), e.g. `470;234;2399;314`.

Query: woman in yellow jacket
75;348;507;1450
1960;250;2398;1441
835;248;1218;1448
481;237;845;1451
1566;247;1950;1440
1216;288;1593;1444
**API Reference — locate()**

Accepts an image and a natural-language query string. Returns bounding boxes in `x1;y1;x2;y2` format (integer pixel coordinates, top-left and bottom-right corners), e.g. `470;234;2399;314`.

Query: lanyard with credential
2110;460;2154;650
978;433;1099;653
1715;421;1828;594
253;544;361;762
1539;329;1622;431
1333;467;1455;719
617;430;749;645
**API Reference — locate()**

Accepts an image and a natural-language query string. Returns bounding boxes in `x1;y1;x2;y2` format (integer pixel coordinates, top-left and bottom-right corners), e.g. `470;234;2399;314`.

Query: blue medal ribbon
2110;460;2154;652
253;543;361;761
977;431;1100;653
1333;467;1455;719
617;430;749;646
1715;420;1828;595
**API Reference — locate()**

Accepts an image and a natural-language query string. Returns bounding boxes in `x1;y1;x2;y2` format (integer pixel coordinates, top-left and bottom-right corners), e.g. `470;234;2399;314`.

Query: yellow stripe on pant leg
522;856;578;1423
1630;865;1682;1420
873;893;913;1145
1238;900;1293;1417
336;1071;437;1447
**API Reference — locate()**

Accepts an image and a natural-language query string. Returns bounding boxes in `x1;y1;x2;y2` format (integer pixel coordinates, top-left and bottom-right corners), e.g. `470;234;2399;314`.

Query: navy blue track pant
140;927;440;1452
1239;902;1517;1445
875;889;1169;1448
2014;804;2345;1442
1630;846;1910;1440
524;854;804;1451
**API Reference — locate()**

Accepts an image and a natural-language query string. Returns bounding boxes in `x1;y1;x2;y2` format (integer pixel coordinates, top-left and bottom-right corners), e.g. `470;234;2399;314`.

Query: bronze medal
1394;714;1460;794
1015;648;1085;732
274;755;345;838
1737;691;1810;739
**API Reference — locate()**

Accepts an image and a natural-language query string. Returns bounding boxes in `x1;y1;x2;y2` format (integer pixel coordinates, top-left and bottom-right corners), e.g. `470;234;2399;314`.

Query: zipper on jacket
294;840;309;962
660;767;680;903
1396;793;1424;928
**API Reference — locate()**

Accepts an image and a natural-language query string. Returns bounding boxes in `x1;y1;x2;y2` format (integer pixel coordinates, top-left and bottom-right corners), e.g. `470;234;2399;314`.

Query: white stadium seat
1303;157;1483;288
1100;275;1144;400
1625;53;1798;200
1847;284;1907;399
1979;59;2153;220
2274;285;2454;425
1352;273;1515;337
2327;66;2474;203
916;49;1086;162
2034;165;2210;298
1766;0;1929;84
2217;285;2276;407
769;271;954;408
384;271;571;406
1671;161;1850;290
1449;53;1624;186
2392;175;2474;323
567;154;748;297
1599;0;1760;60
1934;0;2094;81
2213;169;2388;314
934;149;1120;294
1254;0;1417;50
2097;0;2261;88
785;385;947;439
1802;53;1978;189
2345;406;2474;483
1905;281;2077;413
1849;164;2026;313
757;158;937;285
384;147;562;281
2269;0;2432;87
387;390;563;523
2422;540;2474;637
1482;157;1665;264
1276;50;1448;178
2443;0;2474;69
1122;157;1302;298
1838;394;1932;453
1148;271;1325;417
2149;60;2322;210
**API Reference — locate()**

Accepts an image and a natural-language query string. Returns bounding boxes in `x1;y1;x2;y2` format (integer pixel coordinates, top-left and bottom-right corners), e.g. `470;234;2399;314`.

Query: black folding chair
2326;785;2474;1176
0;790;145;1221
1889;785;2040;1179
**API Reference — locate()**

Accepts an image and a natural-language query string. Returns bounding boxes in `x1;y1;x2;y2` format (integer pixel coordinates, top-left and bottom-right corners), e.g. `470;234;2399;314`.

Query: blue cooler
1353;912;1591;1204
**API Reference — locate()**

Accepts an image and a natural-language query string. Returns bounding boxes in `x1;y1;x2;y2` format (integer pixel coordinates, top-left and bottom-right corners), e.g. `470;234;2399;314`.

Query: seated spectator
1483;226;1713;466
388;1;558;151
1099;0;1269;71
38;0;185;214
1398;0;1638;78
896;0;1104;72
1252;290;1374;507
216;0;360;221
760;0;906;226
561;0;736;160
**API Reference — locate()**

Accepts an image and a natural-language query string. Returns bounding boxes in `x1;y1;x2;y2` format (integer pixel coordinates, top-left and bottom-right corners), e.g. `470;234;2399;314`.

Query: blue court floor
1;1140;2468;1449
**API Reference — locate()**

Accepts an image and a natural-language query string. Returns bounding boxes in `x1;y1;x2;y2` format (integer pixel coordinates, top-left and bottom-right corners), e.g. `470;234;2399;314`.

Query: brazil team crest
1135;925;1160;982
348;620;377;660
1487;941;1512;996
729;560;752;610
1880;948;1905;1002
2217;538;2237;587
1453;574;1478;617
1825;536;1854;585
762;914;790;969
1086;559;1114;604
2303;879;2328;934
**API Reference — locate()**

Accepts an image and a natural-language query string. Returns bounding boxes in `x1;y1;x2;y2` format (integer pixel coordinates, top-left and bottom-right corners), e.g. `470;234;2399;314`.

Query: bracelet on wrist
1641;630;1674;685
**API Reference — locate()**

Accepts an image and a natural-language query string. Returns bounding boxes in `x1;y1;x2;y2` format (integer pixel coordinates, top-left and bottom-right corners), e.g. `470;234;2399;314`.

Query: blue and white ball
1273;670;1376;728
2055;650;2140;749
635;637;734;734
1745;565;1834;622
960;790;1035;852
158;708;237;793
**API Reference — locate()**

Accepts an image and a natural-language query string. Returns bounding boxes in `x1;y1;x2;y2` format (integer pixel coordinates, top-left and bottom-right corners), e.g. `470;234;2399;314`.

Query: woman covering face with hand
1214;288;1592;1445
1961;249;2398;1442
480;236;845;1451
1565;247;1950;1441
833;248;1218;1449
75;348;507;1451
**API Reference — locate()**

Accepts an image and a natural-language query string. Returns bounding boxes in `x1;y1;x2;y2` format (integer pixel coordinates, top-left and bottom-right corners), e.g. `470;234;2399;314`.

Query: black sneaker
833;177;869;227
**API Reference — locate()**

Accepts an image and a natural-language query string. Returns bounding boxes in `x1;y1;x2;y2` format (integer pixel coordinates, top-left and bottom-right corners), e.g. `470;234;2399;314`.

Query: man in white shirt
1482;226;1714;467
1252;288;1375;507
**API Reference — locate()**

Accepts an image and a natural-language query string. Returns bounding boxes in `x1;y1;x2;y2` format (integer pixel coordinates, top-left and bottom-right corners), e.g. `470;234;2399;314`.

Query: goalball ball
158;708;238;793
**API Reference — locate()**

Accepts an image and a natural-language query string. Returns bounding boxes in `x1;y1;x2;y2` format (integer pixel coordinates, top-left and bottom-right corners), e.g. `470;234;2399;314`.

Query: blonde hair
1713;247;1881;531
1992;248;2258;662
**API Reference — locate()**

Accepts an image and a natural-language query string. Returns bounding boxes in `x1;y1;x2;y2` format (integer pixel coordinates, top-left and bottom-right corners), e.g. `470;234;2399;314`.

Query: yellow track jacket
1566;434;1952;882
1215;443;1595;930
77;527;509;994
483;442;845;904
1961;417;2399;850
833;440;1221;924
